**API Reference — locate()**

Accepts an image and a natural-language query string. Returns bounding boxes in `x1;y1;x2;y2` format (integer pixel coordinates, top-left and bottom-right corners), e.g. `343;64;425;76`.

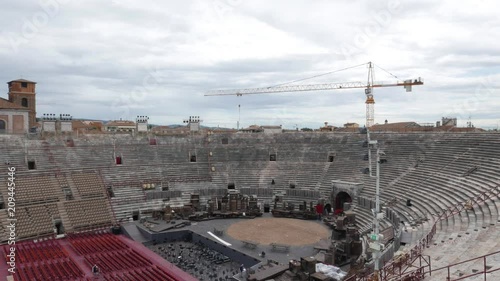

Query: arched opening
0;119;5;132
324;203;332;215
334;191;352;215
54;219;64;235
66;139;75;147
106;186;115;197
132;210;139;221
21;98;28;107
63;187;74;200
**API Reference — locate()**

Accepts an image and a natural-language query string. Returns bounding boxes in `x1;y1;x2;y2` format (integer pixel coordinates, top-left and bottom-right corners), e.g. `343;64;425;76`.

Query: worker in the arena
240;264;246;277
315;202;324;220
92;264;100;275
324;203;332;215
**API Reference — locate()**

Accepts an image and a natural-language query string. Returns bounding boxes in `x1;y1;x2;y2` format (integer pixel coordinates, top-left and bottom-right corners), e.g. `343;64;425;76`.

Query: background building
105;120;136;133
0;79;36;133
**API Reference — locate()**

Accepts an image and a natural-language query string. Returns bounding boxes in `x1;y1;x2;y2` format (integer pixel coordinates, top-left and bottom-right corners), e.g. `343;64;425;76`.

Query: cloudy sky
0;0;499;129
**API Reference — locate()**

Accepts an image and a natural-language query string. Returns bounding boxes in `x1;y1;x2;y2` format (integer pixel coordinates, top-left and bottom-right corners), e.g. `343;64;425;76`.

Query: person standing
92;264;100;276
315;202;324;221
240;264;246;278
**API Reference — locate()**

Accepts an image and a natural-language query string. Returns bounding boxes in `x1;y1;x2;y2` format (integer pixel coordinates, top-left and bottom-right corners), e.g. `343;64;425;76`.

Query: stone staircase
0;209;9;242
56;202;74;233
259;161;278;188
315;162;332;190
65;175;82;200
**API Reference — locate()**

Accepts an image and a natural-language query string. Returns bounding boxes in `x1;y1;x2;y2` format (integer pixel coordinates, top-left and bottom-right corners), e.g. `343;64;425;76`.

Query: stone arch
333;191;353;214
331;180;363;214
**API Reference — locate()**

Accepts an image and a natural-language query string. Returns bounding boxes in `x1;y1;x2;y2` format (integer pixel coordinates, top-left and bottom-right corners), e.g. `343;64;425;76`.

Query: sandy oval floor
226;217;329;246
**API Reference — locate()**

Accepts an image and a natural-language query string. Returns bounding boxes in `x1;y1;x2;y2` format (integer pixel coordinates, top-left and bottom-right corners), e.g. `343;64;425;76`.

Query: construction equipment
205;62;423;128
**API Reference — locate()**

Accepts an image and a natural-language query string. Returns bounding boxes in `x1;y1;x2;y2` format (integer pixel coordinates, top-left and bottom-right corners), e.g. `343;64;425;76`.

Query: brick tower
8;79;37;128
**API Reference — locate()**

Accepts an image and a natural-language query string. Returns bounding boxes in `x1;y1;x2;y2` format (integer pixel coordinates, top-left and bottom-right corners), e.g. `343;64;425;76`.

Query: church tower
8;79;37;128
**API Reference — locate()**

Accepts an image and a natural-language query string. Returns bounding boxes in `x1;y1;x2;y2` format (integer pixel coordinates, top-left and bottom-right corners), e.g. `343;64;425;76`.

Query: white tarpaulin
315;263;347;280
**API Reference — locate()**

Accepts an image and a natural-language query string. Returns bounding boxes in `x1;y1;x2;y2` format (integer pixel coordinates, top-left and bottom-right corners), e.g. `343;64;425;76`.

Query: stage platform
123;213;330;265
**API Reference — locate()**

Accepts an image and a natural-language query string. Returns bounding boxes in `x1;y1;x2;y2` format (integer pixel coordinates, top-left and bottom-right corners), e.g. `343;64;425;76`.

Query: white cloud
0;0;499;129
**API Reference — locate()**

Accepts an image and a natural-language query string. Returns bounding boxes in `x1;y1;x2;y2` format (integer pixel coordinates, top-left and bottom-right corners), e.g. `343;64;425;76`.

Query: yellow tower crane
205;62;423;128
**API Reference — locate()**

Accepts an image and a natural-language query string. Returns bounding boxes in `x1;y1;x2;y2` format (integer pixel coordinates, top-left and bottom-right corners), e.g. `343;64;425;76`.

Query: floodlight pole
369;135;382;281
238;104;241;130
367;129;373;176
374;145;381;280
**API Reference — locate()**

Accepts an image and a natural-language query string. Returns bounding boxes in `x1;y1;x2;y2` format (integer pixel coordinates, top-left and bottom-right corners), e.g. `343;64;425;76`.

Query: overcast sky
1;0;499;129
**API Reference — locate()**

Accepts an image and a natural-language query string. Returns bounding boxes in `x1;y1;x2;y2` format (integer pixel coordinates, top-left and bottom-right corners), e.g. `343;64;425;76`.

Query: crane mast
365;62;375;128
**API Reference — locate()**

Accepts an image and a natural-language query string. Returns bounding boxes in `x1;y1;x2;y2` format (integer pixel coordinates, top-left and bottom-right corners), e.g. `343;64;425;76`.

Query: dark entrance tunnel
334;191;352;215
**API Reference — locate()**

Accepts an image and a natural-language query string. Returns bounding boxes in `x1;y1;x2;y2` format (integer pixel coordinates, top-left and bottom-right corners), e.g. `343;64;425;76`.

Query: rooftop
8;78;37;84
371;121;420;130
105;120;136;126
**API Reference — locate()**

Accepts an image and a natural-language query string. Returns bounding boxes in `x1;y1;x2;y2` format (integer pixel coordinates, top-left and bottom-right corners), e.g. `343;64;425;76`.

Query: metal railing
428;250;500;280
347;184;500;281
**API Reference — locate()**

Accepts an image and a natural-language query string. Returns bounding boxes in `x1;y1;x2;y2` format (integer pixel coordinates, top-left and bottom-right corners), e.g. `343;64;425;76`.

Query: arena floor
227;217;330;246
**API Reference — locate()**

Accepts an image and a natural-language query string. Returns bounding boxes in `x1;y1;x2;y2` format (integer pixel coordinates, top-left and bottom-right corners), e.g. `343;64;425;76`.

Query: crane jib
205;79;423;96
